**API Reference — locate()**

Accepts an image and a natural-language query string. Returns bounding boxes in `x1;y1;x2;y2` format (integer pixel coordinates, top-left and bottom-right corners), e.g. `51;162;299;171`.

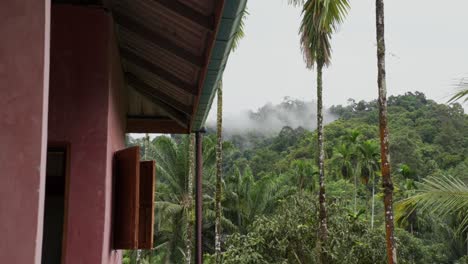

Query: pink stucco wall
48;5;124;264
0;1;50;264
103;15;128;264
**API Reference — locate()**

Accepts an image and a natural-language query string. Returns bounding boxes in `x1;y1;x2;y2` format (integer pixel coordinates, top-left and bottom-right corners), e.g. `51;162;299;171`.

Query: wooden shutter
114;146;140;249
138;161;156;249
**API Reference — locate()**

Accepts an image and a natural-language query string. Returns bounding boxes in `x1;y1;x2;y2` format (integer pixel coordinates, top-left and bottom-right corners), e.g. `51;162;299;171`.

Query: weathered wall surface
0;1;50;264
48;5;125;264
103;14;127;264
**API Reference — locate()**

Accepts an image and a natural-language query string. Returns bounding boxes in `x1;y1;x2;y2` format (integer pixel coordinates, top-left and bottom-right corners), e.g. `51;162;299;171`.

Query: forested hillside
125;92;468;264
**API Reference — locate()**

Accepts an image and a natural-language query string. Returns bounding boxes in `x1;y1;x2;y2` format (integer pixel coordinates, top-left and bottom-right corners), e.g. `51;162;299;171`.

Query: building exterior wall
103;16;128;264
48;5;125;264
0;1;50;264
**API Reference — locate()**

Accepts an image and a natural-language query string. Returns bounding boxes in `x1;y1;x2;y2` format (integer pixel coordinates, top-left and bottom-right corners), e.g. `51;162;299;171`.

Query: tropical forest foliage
124;92;467;263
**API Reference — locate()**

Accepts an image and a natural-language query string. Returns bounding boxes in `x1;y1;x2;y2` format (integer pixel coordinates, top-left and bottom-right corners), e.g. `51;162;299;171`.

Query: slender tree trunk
186;134;195;264
144;133;149;160
316;60;328;263
237;195;241;230
215;81;223;263
354;169;357;214
376;0;397;263
195;131;204;264
371;174;375;229
237;176;242;230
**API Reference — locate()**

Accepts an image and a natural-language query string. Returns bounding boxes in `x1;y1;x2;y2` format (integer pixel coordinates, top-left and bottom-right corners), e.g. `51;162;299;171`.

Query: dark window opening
42;144;69;264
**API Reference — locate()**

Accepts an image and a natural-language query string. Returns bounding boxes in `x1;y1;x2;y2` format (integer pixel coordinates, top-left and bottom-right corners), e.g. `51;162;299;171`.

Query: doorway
41;143;70;264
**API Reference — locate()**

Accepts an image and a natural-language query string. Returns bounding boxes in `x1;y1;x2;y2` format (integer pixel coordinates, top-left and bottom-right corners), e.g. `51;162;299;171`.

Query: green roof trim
191;0;248;131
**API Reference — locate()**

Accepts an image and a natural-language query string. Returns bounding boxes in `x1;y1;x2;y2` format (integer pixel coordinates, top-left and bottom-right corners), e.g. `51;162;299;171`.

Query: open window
113;146;155;249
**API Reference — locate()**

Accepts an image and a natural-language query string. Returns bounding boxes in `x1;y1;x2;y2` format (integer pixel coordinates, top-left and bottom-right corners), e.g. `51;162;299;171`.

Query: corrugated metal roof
179;0;216;16
128;89;169;117
111;0;246;133
125;62;194;107
119;27;200;86
114;0;210;56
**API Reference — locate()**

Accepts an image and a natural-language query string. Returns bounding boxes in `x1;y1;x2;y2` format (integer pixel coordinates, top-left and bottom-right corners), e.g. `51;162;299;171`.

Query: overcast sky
208;0;468;119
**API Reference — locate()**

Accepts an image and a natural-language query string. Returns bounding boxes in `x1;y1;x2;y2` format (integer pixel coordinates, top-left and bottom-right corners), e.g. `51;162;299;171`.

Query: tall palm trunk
376;0;397;263
186;134;195;264
371;173;375;229
353;168;357;214
215;81;223;263
144;133;149;159
316;59;328;263
236;170;242;230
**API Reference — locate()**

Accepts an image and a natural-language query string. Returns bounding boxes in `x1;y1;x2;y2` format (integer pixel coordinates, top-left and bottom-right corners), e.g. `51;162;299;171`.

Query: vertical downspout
195;129;205;264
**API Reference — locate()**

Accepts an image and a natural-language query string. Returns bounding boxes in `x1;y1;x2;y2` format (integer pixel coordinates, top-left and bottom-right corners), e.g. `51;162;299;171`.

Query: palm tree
358;140;380;229
331;130;362;212
214;9;247;263
345;130;361;213
375;0;397;262
332;141;360;212
394;173;418;234
153;135;218;263
130;135;227;263
292;159;317;193
223;165;282;234
333;143;353;180
153;136;192;263
289;0;350;261
214;81;223;263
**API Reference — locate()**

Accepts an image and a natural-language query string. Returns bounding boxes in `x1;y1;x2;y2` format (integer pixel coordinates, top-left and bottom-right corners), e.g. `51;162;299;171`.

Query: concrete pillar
0;1;50;264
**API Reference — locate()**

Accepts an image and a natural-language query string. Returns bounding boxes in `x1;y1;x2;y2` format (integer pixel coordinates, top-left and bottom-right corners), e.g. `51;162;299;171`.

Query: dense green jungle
124;92;468;264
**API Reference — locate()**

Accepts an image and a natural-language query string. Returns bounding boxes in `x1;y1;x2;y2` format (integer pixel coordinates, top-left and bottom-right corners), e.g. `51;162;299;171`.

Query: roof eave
191;0;248;132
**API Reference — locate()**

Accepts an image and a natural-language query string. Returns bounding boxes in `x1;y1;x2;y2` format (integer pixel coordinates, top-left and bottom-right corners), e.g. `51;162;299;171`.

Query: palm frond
396;175;468;234
231;8;249;52
299;0;350;68
203;208;238;232
156;201;184;217
287;0;306;7
448;78;468;103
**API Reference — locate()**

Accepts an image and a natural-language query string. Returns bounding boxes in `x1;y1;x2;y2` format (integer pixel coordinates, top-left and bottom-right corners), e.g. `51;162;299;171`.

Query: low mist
207;97;337;137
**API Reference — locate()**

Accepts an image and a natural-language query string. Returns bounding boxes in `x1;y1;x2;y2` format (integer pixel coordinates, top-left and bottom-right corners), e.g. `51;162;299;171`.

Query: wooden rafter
113;12;204;67
126;73;192;115
153;0;214;30
121;48;197;96
126;74;190;129
126;116;188;134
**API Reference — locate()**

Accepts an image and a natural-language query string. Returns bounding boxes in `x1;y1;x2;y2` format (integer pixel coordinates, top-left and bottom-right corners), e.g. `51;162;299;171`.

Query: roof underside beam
117;0;236;134
114;12;204;67
126;73;192;115
153;0;214;30
126;73;190;129
126;116;188;134
121;48;197;96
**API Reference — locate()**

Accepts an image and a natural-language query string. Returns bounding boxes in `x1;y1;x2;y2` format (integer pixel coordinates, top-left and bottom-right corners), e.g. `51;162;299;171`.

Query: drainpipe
195;128;205;264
